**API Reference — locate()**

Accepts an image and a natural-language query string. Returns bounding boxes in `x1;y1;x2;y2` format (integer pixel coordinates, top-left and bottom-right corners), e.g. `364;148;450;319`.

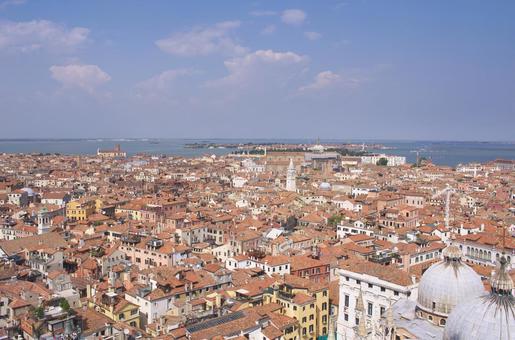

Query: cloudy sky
1;0;514;140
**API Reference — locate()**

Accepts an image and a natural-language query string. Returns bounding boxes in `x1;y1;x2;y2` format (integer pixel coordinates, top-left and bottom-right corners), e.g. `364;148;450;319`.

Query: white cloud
304;31;322;41
0;0;25;10
156;21;247;57
299;70;364;93
207;49;307;91
250;10;277;17
281;9;306;26
0;20;89;52
136;68;196;99
299;71;341;92
49;64;110;94
261;24;276;35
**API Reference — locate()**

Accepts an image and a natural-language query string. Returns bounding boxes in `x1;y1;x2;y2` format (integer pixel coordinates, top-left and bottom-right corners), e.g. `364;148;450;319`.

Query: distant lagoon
0;138;514;167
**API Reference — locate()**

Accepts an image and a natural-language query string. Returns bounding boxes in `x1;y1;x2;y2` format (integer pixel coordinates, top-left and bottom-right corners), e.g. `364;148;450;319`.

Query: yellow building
115;202;144;221
264;274;330;340
89;291;140;328
66;199;96;221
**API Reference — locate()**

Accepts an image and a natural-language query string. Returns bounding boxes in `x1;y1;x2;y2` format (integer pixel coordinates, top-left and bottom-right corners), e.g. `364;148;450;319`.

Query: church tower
286;158;296;192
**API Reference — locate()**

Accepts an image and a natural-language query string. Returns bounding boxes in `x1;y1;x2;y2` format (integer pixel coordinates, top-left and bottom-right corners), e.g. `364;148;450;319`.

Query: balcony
278;290;295;301
121;234;141;244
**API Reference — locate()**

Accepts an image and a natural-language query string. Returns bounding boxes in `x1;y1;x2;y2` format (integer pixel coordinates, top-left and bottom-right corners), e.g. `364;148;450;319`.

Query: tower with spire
286;158;296;192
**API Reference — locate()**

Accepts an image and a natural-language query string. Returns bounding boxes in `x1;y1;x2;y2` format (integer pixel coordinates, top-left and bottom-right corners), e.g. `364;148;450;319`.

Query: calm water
0;139;514;167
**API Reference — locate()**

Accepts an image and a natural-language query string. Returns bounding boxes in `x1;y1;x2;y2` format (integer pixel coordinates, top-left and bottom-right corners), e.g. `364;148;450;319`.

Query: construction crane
432;184;456;228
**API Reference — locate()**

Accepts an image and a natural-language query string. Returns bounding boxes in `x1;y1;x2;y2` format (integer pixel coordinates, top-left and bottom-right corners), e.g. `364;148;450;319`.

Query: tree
376;158;388;166
284;216;298;231
59;298;70;312
34;306;44;319
328;214;343;227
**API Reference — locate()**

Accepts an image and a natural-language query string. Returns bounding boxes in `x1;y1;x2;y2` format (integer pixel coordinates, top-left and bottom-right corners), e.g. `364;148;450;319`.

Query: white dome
417;247;485;316
443;255;515;340
443;294;515;340
21;187;35;196
319;182;331;190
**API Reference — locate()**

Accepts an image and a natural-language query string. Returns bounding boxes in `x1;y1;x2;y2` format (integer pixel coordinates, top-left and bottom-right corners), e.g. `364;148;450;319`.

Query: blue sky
0;0;514;140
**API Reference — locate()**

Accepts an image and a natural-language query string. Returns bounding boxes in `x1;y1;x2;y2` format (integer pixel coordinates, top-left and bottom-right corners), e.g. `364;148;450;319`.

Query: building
96;144;126;158
66;199;96;221
442;255;514;340
264;274;330;339
290;254;331;283
361;154;406;167
286;158;297;192
375;245;486;340
7;190;29;207
89;290;140;328
336;259;418;340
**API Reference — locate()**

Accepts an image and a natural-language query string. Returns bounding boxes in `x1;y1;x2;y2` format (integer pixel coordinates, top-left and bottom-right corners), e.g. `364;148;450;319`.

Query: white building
361;154;406;166
337;222;374;239
337;260;418;340
232;176;248;188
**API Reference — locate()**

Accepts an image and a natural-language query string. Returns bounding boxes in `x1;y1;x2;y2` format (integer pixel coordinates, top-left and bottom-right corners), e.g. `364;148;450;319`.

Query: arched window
440;319;446;326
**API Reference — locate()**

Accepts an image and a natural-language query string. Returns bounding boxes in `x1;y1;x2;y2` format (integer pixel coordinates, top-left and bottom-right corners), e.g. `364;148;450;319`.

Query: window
381;287;386;292
355;318;359;325
440;319;446;326
309;325;313;333
344;294;349;307
344;313;348;321
323;290;328;297
380;306;386;316
356;279;361;284
302;317;307;323
432;301;436;309
368;283;373;288
322;302;327;310
394;291;399;296
367;302;373;316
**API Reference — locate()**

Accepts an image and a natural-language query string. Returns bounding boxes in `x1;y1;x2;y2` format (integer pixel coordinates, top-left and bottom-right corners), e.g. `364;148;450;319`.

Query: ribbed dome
443;255;515;340
443;294;515;340
417;247;485;316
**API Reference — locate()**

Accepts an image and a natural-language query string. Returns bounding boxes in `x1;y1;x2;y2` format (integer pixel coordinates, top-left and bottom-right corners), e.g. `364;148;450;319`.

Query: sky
0;0;514;141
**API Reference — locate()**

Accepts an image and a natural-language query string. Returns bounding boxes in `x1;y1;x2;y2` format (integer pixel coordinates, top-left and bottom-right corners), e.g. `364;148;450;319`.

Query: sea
0;139;514;167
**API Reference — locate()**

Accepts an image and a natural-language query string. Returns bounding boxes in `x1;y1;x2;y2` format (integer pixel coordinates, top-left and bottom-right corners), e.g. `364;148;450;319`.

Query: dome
442;294;515;340
311;144;325;153
417;246;485;317
443;256;515;340
319;182;331;190
21;187;35;196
